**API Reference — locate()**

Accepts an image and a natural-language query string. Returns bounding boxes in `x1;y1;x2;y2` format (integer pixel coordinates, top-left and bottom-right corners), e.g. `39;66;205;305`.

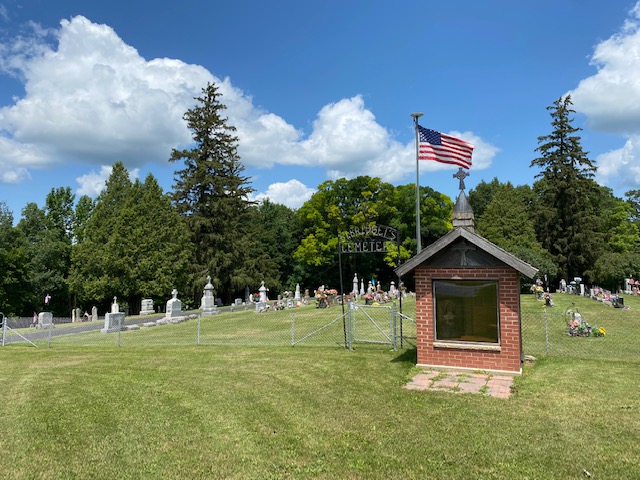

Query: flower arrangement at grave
534;285;544;299
567;317;606;337
315;285;333;308
363;292;375;305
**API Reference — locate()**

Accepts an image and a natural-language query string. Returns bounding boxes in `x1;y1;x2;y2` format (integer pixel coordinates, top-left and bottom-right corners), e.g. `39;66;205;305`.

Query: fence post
544;307;549;355
391;302;398;350
291;313;295;347
347;303;353;350
117;314;122;348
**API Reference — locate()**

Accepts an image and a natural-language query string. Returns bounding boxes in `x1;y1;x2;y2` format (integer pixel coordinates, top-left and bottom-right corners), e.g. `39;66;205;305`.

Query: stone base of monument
101;312;125;333
142;322;156;328
124;324;140;331
168;315;188;324
202;306;219;316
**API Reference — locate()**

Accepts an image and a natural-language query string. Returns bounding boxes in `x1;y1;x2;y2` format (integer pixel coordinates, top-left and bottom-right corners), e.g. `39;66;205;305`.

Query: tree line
1;86;639;317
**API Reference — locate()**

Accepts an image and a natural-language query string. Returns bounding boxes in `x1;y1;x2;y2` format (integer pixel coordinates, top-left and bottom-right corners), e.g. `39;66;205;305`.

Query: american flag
418;125;473;169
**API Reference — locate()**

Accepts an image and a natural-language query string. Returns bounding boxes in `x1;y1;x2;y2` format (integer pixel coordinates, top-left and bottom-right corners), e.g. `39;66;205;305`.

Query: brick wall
415;267;522;374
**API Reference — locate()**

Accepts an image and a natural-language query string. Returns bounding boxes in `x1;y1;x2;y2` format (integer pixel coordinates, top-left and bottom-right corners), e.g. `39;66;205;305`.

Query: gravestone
37;312;53;329
360;280;365;296
111;296;119;313
101;312;125;333
352;274;358;296
255;281;268;313
166;289;182;318
235;298;242;306
92;306;98;322
201;275;218;316
140;299;154;315
295;283;301;301
259;281;267;302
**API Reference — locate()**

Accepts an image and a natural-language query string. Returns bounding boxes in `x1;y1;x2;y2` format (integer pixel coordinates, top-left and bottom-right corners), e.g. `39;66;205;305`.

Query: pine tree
170;82;260;303
531;95;603;283
69;163;191;312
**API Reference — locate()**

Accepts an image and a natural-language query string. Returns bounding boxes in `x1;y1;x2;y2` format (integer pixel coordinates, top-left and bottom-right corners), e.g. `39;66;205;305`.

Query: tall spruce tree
170;82;260;303
531;95;603;283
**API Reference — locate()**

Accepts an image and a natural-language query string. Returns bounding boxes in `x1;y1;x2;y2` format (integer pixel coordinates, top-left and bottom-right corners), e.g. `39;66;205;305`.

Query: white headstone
259;281;267;303
111;296;119;313
166;289;182;318
140;299;154;315
294;283;301;301
352;274;358;295
101;312;125;333
37;312;53;329
92;306;98;322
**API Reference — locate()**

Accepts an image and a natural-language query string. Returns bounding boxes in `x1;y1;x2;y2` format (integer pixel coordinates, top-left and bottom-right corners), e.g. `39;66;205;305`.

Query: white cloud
568;2;640;188
0;15;498;189
252;179;316;209
0;15;212;178
76;164;139;197
570;2;640;134
593;135;640;190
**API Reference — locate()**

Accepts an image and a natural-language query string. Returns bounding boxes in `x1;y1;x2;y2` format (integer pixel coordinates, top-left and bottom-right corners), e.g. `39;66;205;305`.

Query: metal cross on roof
453;167;469;191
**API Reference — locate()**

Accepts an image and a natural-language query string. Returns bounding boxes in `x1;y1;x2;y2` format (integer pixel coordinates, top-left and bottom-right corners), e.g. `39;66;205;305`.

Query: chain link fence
1;302;417;350
521;305;638;360
4;298;636;362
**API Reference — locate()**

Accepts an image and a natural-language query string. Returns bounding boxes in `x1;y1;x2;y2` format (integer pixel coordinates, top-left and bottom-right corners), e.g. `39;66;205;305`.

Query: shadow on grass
391;347;417;364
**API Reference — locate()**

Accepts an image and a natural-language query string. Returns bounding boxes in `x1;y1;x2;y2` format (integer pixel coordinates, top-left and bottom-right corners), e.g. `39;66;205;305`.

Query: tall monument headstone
255;281;268;313
201;275;218;316
111;296;119;313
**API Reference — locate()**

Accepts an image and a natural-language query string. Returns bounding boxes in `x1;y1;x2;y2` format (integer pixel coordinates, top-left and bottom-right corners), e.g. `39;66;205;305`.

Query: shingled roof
395;190;538;279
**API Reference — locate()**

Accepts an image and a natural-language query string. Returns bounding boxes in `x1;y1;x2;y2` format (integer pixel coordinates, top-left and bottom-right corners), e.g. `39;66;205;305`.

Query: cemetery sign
338;225;398;254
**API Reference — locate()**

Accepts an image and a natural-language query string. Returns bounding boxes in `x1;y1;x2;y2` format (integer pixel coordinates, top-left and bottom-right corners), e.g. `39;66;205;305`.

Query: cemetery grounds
0;293;639;479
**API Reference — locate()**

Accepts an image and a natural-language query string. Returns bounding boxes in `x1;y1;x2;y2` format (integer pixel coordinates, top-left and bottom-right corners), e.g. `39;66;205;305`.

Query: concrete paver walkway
405;370;514;398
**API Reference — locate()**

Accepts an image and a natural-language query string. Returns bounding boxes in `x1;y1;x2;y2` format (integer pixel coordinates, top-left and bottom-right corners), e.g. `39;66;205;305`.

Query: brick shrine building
395;190;537;375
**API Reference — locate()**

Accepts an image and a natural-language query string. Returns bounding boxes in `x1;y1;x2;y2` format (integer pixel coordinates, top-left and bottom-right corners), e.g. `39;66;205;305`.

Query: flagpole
411;112;424;253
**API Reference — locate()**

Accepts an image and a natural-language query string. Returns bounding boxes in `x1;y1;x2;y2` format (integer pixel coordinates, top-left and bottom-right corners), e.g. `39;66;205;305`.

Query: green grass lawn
2;295;639;478
1;345;639;479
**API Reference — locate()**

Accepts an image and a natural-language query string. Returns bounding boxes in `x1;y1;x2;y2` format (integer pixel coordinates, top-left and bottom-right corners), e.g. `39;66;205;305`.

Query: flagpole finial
410;112;423;120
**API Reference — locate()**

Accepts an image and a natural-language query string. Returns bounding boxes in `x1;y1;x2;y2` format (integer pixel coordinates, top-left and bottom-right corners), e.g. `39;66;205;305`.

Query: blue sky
2;0;640;219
